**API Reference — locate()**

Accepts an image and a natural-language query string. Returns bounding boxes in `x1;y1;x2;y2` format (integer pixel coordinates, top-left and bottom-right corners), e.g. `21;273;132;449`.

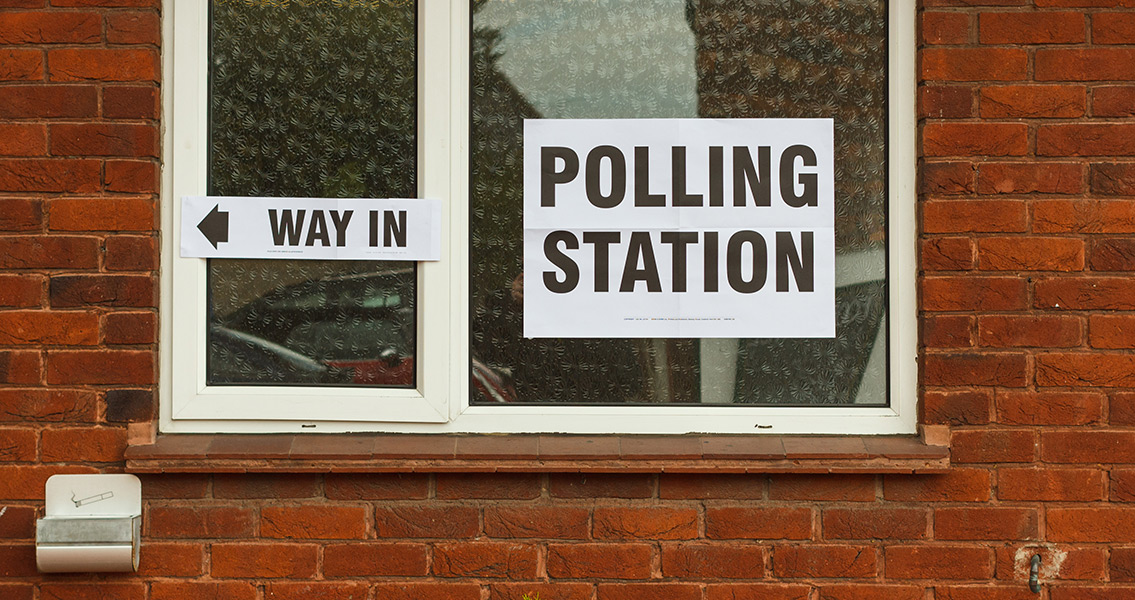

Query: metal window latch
1029;554;1042;593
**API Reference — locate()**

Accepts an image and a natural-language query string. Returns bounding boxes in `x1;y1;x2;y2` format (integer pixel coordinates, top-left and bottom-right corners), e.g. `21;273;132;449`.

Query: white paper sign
523;118;835;338
181;196;441;261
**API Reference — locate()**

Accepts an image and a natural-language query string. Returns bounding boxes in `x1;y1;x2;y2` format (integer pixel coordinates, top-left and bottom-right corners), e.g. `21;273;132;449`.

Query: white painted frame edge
160;0;918;435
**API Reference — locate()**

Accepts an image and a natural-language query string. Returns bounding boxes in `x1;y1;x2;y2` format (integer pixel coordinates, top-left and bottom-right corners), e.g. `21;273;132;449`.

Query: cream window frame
160;0;918;435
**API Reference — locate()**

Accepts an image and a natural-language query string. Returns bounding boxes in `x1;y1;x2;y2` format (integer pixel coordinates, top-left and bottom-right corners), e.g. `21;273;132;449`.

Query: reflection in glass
471;0;888;405
206;0;417;387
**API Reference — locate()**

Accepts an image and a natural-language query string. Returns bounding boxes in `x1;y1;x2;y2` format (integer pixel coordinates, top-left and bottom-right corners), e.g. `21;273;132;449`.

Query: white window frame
160;0;917;435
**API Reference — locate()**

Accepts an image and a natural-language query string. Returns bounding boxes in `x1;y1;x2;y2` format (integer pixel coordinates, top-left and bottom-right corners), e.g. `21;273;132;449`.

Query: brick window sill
124;434;948;474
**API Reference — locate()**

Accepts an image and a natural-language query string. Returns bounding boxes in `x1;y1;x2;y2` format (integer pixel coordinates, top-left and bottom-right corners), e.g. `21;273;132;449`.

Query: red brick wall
2;0;1135;598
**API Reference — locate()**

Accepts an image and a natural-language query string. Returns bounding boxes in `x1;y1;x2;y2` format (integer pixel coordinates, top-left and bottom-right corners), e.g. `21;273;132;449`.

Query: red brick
980;85;1085;119
0;311;97;345
923;352;1027;387
768;474;875;502
773;545;876;578
1049;508;1135;542
0;159;99;192
484;506;588;539
0;124;45;156
0;389;96;422
594;507;698;540
0;86;96;119
1035;277;1135;310
0;49;43;81
1094;12;1135;43
922;277;1027;311
0;428;36;461
885;469;991;502
661;543;766;578
213;474;321;498
547;543;653;579
41;426;126;462
885;546;993;579
104;159;157;193
370;583;481;600
923;315;974;348
107;11;159;45
997;467;1105;501
0;274;42;307
996;391;1103;425
0;465;97;500
148;505;254;538
923;12;970;44
1094;87;1135;117
1038;353;1135;387
433;542;538;578
324;473;429;499
922;238;974;271
40;584;144;600
53;0;160;6
134;542;204;577
922;161;976;194
980;12;1084;44
978;315;1082;347
261;505;367;539
706;584;810;600
104;388;153;422
1034;199;1135;232
1090;239;1135;271
0;350;41;384
1113;393;1135;425
49;197;154;231
264;582;369;600
50;275;156;308
996;546;1105;581
924;200;1027;233
934;507;1037;540
104;311;156;345
823;508;926;540
324;543;428;576
1037;48;1135;81
977;237;1084;271
936;587;1040;600
1114;548;1135;581
1040;124;1135;157
0;236;97;269
376;505;480;538
46;349;153;384
50;123;157;157
0;585;31;600
0;11;101;44
922;390;991;425
151;582;256;600
0;198;41;231
598;584;701;600
0;543;35;576
0;505;35;538
951;430;1035;463
924;123;1029;157
489;583;593;600
1042;430;1135;463
437;473;541;499
706;507;812;540
549;473;654;498
978;163;1084;196
212;543;318;578
103;86;158;119
660;473;764;499
48;48;158;82
920;87;974;119
922;47;1028;81
818;585;923;600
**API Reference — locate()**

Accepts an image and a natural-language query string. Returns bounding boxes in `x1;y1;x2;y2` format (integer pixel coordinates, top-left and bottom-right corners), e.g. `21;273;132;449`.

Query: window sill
124;434;948;474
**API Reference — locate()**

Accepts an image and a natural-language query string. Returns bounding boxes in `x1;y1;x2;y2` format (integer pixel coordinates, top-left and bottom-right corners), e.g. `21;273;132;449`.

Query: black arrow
197;204;229;249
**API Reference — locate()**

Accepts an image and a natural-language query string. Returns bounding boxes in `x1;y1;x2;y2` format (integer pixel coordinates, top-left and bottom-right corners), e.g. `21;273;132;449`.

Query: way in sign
268;209;407;248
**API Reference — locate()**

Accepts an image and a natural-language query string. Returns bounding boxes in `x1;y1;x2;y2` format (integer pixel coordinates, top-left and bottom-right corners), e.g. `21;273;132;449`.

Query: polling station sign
180;196;441;261
523;118;835;339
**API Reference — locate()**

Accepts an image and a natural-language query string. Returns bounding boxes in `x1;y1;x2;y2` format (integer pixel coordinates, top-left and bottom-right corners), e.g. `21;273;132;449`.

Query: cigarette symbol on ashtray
72;491;114;507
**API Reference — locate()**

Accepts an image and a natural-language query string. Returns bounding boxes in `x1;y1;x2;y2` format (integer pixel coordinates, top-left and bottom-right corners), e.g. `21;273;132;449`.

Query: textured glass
471;0;888;405
206;0;417;387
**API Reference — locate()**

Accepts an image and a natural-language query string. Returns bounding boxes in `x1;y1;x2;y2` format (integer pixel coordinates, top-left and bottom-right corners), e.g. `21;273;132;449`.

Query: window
162;0;916;434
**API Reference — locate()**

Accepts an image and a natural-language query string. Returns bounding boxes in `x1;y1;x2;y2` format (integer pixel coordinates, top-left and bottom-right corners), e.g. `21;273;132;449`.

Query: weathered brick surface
1;3;1133;598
